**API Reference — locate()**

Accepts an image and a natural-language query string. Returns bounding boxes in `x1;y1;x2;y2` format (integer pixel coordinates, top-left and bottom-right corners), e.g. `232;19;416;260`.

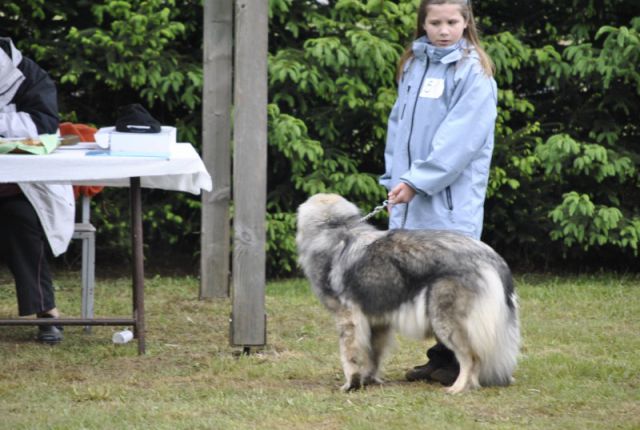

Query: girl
379;0;498;385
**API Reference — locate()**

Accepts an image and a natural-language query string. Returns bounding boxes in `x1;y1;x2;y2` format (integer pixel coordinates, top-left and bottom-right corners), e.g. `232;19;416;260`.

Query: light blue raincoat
380;36;498;239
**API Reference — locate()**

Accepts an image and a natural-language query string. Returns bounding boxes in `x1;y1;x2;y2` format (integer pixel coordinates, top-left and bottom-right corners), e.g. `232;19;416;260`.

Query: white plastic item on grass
112;329;134;344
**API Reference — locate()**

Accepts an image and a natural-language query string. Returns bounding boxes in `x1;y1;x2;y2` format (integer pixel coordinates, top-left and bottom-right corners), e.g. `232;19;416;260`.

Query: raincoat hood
412;36;476;64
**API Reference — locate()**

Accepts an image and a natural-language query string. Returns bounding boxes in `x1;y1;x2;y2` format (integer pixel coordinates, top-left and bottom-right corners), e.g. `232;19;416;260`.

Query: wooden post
200;0;233;298
231;0;267;346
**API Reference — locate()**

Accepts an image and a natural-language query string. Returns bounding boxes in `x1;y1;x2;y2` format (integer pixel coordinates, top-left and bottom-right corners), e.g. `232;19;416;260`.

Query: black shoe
37;325;63;344
430;365;459;387
405;361;439;381
36;313;63;344
406;361;460;385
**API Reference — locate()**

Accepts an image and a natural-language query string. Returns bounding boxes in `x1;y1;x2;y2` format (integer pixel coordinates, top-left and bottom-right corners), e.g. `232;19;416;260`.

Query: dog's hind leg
445;349;480;394
429;279;481;394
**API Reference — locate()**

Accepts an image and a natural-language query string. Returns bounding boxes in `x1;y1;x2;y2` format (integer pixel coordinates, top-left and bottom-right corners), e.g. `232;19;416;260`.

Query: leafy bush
2;0;639;275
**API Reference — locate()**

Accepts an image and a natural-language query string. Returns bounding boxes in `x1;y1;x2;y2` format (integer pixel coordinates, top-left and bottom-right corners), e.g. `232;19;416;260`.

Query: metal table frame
0;143;211;355
0;177;147;354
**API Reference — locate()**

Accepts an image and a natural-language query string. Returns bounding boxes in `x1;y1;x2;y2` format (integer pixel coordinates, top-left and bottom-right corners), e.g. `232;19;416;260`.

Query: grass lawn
0;269;638;429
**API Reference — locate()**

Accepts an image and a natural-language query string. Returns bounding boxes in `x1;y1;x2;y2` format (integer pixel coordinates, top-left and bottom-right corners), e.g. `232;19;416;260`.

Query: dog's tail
468;265;520;387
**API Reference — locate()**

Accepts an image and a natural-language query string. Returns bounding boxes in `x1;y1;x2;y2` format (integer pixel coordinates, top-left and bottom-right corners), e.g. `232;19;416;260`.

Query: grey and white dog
296;194;520;393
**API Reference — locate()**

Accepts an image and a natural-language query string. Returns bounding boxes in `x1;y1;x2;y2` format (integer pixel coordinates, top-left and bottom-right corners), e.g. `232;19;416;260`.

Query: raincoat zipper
400;85;411;120
446;186;454;210
402;56;430;228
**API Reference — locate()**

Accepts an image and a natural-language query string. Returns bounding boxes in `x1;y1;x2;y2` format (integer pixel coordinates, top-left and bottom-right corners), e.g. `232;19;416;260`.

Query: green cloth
0;134;59;155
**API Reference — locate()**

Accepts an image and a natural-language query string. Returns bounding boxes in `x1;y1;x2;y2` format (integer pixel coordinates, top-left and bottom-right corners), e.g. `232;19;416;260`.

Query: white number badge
419;78;444;99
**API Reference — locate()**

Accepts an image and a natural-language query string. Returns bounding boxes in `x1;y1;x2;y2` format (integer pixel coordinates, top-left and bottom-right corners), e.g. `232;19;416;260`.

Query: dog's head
296;193;361;236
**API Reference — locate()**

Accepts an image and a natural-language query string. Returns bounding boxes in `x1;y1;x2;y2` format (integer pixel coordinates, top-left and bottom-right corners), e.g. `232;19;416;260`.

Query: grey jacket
0;38;74;256
380;37;498;239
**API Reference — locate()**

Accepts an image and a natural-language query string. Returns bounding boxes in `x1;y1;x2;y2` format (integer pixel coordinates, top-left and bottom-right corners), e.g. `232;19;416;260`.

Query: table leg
130;177;146;354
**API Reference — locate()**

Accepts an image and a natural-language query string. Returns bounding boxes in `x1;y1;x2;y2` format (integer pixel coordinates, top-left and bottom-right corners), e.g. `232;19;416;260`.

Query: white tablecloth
0;143;212;194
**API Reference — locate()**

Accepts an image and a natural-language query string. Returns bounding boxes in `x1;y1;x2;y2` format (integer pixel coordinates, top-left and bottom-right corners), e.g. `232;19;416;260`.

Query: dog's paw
445;385;467;395
363;376;384;386
340;376;362;392
445;379;477;394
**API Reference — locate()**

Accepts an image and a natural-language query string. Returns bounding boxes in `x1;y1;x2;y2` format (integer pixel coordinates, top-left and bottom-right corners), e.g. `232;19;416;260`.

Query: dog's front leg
336;307;366;391
363;324;392;386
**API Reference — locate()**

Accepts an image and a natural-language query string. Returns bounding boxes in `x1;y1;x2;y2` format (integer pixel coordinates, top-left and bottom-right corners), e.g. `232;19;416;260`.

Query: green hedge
3;0;639;275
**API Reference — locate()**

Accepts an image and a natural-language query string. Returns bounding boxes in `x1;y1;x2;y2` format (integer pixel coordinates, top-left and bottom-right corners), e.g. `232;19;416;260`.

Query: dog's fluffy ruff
296;193;520;393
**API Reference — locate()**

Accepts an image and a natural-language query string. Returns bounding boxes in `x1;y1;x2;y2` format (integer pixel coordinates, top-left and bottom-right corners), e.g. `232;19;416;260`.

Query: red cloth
59;122;98;142
74;186;104;199
60;122;105;199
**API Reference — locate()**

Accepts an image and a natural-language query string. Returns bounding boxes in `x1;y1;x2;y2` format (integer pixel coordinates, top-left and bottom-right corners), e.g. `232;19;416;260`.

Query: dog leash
358;200;389;223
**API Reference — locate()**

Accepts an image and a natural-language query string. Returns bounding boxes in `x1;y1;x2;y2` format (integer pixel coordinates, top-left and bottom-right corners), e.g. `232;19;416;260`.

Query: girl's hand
388;182;416;207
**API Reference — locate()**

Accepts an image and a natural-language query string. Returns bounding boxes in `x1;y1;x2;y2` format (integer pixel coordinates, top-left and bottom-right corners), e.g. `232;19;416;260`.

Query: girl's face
423;4;467;47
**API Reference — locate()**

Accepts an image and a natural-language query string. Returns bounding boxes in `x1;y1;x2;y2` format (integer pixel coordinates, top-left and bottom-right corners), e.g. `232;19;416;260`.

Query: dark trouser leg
0;195;55;316
427;342;458;366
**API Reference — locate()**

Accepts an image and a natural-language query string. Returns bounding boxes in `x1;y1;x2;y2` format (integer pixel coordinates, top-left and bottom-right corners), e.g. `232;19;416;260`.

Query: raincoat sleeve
379;96;401;190
400;65;497;195
12;57;59;135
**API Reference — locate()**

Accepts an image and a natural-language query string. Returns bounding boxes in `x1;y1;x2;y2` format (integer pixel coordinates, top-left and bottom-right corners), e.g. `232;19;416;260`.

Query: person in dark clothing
0;37;74;344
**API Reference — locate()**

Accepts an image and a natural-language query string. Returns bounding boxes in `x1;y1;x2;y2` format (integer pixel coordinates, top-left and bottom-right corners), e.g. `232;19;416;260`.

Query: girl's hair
396;0;494;81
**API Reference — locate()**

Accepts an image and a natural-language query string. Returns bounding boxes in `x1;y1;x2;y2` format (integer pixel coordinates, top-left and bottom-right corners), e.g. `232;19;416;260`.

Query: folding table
0;143;212;354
